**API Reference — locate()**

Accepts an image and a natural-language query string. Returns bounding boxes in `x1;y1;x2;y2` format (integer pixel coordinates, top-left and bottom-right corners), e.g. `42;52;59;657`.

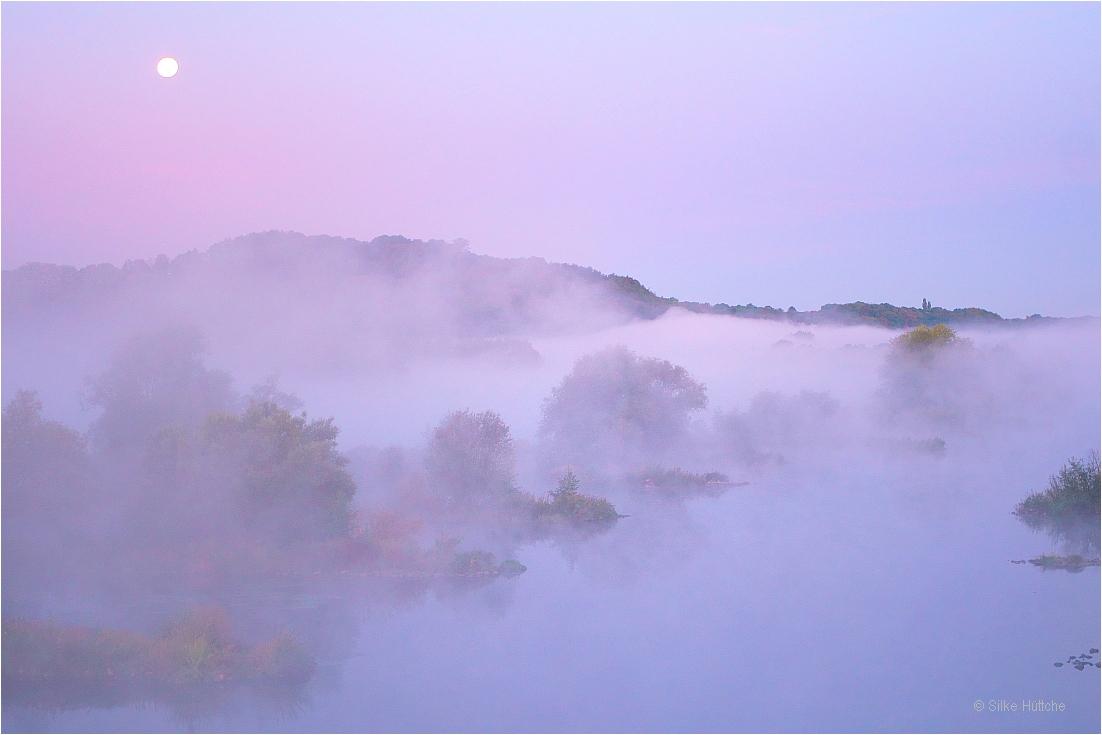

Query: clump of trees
4;327;527;603
539;346;707;470
2;390;99;601
889;323;961;357
419;409;622;529
878;324;986;427
533;469;619;523
1014;452;1100;552
201;401;358;544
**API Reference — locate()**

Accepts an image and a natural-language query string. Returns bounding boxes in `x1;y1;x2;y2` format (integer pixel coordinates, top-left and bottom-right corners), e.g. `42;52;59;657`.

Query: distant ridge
4;231;1089;331
538;257;1086;329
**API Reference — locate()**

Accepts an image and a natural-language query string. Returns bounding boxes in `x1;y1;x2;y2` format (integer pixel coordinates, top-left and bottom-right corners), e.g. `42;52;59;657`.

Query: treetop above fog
889;324;963;355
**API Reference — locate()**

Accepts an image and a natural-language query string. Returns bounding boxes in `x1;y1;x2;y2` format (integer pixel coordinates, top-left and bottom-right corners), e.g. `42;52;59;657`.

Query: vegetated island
625;465;747;497
1012;451;1101;565
1010;555;1100;572
2;608;314;720
2;338;635;718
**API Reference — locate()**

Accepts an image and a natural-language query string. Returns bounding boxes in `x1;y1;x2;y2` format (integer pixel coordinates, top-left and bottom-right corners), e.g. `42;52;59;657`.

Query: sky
2;2;1099;317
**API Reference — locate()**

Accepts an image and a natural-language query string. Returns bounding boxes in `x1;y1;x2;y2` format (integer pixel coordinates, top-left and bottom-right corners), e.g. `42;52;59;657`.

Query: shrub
534;469;620;523
1015;452;1101;526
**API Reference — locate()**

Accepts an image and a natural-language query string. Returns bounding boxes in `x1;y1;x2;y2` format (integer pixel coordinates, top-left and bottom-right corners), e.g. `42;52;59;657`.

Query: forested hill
2;231;1079;335
665;299;1073;329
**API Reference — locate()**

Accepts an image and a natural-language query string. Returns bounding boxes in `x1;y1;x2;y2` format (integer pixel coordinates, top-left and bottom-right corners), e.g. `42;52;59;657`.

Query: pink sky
3;2;1098;316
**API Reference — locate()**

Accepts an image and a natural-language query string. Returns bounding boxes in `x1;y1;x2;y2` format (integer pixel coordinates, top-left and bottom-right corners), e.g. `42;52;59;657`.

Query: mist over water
2;239;1099;733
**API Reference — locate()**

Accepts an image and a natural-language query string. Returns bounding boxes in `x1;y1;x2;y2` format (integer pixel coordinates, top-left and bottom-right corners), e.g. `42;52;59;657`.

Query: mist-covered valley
3;233;1099;733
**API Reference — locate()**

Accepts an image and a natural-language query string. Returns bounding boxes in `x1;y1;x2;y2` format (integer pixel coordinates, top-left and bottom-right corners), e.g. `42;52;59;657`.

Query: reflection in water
3;317;1100;732
1013;452;1101;556
1011;555;1101;573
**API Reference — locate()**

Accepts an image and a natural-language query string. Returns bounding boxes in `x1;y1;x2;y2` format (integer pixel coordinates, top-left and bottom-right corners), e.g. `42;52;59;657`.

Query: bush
534;469;620;523
878;324;984;426
1015;452;1101;527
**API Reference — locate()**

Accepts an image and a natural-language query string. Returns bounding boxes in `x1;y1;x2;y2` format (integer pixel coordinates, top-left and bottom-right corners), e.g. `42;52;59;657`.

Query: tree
2;391;94;599
878;324;983;426
889;324;959;357
425;409;516;505
2;390;91;520
535;468;619;523
539;346;707;469
84;326;235;453
552;468;581;498
200;401;357;543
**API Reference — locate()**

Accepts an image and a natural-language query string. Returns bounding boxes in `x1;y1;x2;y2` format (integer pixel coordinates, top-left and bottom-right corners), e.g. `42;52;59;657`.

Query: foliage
533;469;620;523
877;324;985;426
815;302;1002;329
2;390;90;514
1;608;315;717
685;300;1009;328
539;346;707;468
450;549;500;576
627;465;730;490
83;326;234;452
247;373;304;412
426;409;517;505
604;273;677;319
2;390;96;597
201;401;357;543
1014;452;1101;552
553;468;582;497
890;324;960;355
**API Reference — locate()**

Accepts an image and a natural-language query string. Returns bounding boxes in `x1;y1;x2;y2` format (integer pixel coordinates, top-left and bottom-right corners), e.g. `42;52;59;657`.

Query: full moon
156;57;179;78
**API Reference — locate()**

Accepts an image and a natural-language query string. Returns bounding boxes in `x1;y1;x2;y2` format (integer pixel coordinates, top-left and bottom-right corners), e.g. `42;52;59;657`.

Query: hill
3;231;1084;381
